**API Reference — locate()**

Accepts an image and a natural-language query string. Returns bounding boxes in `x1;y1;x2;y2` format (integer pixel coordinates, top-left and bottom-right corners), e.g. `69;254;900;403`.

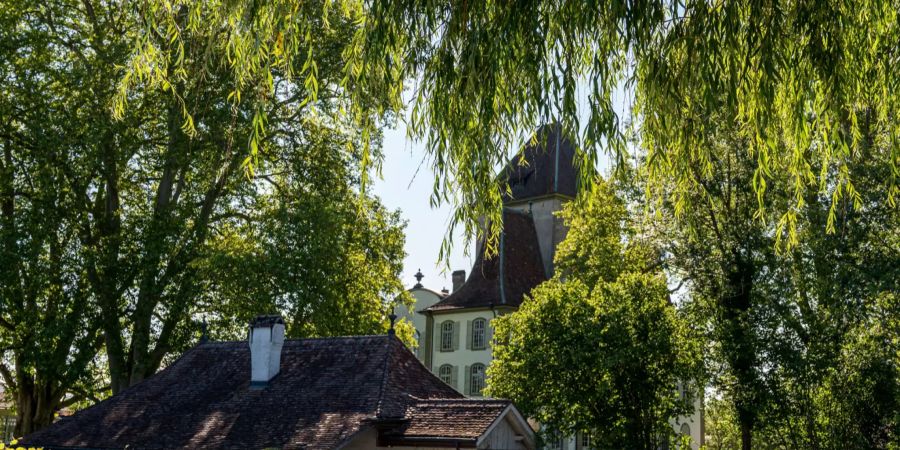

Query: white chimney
248;315;285;388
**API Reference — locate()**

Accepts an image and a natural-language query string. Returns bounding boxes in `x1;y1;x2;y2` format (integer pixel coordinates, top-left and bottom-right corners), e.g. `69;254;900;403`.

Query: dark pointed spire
199;319;209;344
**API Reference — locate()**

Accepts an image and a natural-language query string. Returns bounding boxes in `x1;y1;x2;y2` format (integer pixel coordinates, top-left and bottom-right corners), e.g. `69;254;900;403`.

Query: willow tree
119;0;899;257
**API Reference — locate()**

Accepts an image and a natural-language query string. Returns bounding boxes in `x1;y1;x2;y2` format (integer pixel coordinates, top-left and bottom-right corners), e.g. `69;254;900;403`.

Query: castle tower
414;124;580;392
499;123;579;277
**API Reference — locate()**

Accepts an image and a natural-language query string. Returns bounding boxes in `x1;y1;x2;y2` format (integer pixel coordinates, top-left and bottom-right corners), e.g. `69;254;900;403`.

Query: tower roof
501;124;579;203
423;209;547;312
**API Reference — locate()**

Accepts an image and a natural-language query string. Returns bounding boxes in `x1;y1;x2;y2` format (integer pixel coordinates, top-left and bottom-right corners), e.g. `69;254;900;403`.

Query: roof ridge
412;398;511;404
198;335;391;346
373;335;395;418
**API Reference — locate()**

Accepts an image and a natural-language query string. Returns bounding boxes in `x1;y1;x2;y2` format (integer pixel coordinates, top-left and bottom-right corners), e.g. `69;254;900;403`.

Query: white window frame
440;321;454;352
547;435;564;450
471;318;486;350
438;364;453;385
469;363;486;396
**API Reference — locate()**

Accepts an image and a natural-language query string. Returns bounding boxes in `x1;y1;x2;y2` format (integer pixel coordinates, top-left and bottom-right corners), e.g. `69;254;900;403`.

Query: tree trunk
13;366;60;437
14;391;56;437
741;421;752;450
722;253;757;450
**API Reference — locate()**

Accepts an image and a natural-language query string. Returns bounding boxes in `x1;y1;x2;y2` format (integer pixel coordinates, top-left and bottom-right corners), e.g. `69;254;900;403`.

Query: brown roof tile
424;209;547;312
395;399;511;439
23;336;463;450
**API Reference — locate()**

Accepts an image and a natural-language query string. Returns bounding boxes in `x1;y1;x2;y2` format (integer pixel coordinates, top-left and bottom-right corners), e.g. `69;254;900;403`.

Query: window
440;321;454;351
438;365;453;385
580;432;593;449
546;435;564;450
680;422;691;437
471;318;486;350
469;363;486;396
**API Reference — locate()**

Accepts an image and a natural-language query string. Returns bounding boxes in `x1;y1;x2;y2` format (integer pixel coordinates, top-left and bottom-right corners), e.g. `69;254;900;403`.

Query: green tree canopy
0;0;406;435
488;181;702;449
639;108;899;449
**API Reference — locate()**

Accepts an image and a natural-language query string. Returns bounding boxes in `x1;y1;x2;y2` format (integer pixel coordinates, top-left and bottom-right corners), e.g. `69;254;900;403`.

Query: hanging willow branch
116;0;900;255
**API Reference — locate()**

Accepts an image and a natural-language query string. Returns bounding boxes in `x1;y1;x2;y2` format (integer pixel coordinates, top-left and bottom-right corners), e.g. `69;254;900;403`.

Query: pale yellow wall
402;288;444;361
669;388;704;449
429;309;497;396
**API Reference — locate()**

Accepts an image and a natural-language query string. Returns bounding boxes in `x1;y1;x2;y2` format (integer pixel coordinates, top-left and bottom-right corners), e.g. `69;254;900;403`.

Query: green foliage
193;122;408;340
642;107;900;449
488;181;702;450
116;0;900;259
0;0;405;435
704;395;742;450
345;0;900;256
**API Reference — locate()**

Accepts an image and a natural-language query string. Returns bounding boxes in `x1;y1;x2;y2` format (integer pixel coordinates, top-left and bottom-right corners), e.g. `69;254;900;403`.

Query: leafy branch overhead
121;0;900;254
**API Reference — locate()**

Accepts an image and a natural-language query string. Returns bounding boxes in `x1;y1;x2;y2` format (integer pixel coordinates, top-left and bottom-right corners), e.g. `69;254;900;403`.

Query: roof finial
199;319;209;344
528;200;533;216
441;287;449;295
413;269;424;288
388;305;397;336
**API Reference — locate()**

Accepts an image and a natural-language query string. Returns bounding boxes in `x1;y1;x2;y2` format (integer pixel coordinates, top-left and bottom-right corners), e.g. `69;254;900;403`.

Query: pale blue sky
371;125;474;292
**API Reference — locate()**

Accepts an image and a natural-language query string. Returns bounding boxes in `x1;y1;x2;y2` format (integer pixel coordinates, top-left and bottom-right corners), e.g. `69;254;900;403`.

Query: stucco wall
669;388;704;449
429;309;497;396
402;288;444;361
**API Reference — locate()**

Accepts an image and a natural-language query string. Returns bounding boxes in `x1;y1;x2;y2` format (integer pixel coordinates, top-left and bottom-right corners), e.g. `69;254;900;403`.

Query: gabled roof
24;336;463;450
501;123;579;203
424;209;547;312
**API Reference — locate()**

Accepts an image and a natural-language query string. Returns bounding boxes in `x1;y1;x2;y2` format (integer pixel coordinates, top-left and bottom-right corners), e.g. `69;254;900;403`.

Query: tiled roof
395;399;511;440
501;123;579;203
424;209;547;312
23;336;464;450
